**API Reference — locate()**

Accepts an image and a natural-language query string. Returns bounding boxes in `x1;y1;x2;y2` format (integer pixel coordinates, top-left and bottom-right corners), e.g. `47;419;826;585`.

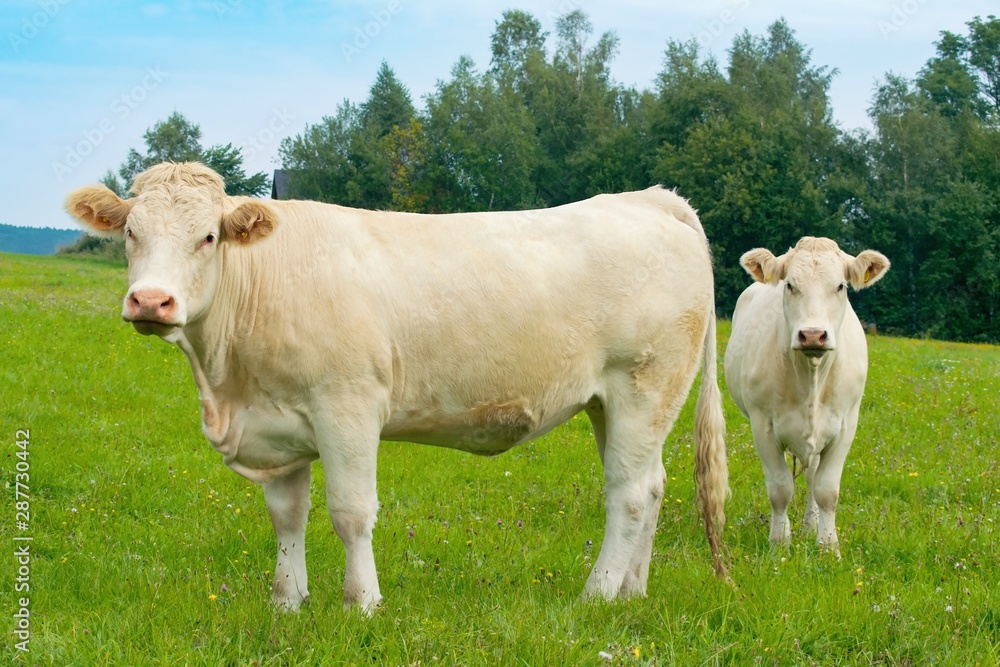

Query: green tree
967;14;1000;115
280;63;416;209
383;118;430;212
202;143;270;197
112;112;269;197
652;20;842;314
278;101;364;204
918;31;985;118
860;15;1000;342
489;9;547;93
519;10;625;204
360;61;416;139
424;56;540;212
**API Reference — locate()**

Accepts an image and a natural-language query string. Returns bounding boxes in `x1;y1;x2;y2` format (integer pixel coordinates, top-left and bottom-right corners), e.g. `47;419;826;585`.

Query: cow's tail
694;311;729;578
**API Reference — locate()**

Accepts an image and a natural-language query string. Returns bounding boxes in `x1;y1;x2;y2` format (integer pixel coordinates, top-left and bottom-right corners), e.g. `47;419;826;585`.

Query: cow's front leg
263;463;312;611
317;415;382;613
812;415;858;557
802;456;821;534
751;418;793;544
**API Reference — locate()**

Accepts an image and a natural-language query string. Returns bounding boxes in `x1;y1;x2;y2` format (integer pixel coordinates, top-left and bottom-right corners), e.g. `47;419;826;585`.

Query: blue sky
1;0;995;230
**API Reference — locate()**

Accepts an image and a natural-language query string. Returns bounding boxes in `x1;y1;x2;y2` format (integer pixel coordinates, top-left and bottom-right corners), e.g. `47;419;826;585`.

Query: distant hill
0;224;83;255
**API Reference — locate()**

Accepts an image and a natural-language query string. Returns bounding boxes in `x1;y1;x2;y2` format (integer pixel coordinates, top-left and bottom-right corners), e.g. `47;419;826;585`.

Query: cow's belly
772;407;844;463
210;401;318;484
381;398;587;455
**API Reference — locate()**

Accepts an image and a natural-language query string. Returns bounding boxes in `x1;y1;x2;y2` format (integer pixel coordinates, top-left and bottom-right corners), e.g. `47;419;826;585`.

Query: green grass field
2;252;998;666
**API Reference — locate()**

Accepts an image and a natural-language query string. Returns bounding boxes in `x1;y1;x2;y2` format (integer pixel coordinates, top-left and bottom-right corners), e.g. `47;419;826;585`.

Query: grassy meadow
1;252;998;666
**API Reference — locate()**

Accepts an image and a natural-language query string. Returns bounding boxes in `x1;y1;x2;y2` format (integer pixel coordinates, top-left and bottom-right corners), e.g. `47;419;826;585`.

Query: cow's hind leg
585;398;608;465
585;386;672;600
618;458;667;597
264;463;312;611
587;397;666;598
617;372;692;597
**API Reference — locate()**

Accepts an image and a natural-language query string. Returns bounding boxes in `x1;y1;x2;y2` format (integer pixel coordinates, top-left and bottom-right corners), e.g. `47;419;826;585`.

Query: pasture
2;252;997;666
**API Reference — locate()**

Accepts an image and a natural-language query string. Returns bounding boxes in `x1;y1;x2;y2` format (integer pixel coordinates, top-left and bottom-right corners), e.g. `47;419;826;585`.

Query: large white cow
66;162;728;612
724;237;889;553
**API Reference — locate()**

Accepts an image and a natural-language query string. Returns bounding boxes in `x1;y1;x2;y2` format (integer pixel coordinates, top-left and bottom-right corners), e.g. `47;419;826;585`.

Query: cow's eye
838;283;847;293
785;282;796;294
201;233;217;248
124;227;133;240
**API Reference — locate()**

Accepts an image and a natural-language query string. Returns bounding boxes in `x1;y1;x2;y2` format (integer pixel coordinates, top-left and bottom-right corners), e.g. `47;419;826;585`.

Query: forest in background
64;11;1000;342
0;224;81;255
280;11;1000;343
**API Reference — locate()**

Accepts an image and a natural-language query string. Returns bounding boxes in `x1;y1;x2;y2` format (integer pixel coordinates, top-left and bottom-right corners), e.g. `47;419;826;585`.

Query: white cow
724;237;889;553
66;162;728;612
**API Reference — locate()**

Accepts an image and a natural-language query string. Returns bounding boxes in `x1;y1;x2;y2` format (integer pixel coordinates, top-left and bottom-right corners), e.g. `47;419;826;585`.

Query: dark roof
271;169;291;200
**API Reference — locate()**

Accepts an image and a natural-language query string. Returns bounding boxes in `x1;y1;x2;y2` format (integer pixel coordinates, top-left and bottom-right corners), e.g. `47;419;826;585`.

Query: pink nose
797;328;828;349
127;289;177;323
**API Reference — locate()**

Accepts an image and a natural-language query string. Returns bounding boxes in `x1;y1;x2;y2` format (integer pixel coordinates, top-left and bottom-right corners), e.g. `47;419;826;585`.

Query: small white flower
945;605;953;613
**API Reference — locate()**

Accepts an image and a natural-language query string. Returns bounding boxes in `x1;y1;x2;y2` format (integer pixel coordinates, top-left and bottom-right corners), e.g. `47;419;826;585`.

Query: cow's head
740;237;889;357
66;162;277;340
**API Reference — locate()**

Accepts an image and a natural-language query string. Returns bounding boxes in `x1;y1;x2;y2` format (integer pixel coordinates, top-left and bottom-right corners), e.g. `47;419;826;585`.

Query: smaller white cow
724;237;889;552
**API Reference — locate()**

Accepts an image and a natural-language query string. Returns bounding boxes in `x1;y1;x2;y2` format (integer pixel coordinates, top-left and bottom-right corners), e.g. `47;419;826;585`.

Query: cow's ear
847;250;890;290
221;201;277;244
65;185;132;237
740;248;783;285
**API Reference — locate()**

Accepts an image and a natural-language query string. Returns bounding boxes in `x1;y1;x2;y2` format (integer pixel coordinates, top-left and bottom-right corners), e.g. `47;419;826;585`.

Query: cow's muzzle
794;327;831;356
124;289;183;335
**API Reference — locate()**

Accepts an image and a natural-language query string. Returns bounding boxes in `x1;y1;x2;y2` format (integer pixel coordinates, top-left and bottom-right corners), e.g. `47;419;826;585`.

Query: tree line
75;11;1000;343
279;11;1000;343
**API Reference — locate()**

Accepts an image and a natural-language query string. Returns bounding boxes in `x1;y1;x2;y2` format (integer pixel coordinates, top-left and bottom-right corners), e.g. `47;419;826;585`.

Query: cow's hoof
817;542;841;560
272;595;310;613
344;595;383;616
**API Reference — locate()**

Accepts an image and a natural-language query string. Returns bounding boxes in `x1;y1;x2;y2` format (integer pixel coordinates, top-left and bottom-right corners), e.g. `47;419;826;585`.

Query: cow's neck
788;347;837;392
786;346;838;456
171;252;257;445
175;328;230;445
